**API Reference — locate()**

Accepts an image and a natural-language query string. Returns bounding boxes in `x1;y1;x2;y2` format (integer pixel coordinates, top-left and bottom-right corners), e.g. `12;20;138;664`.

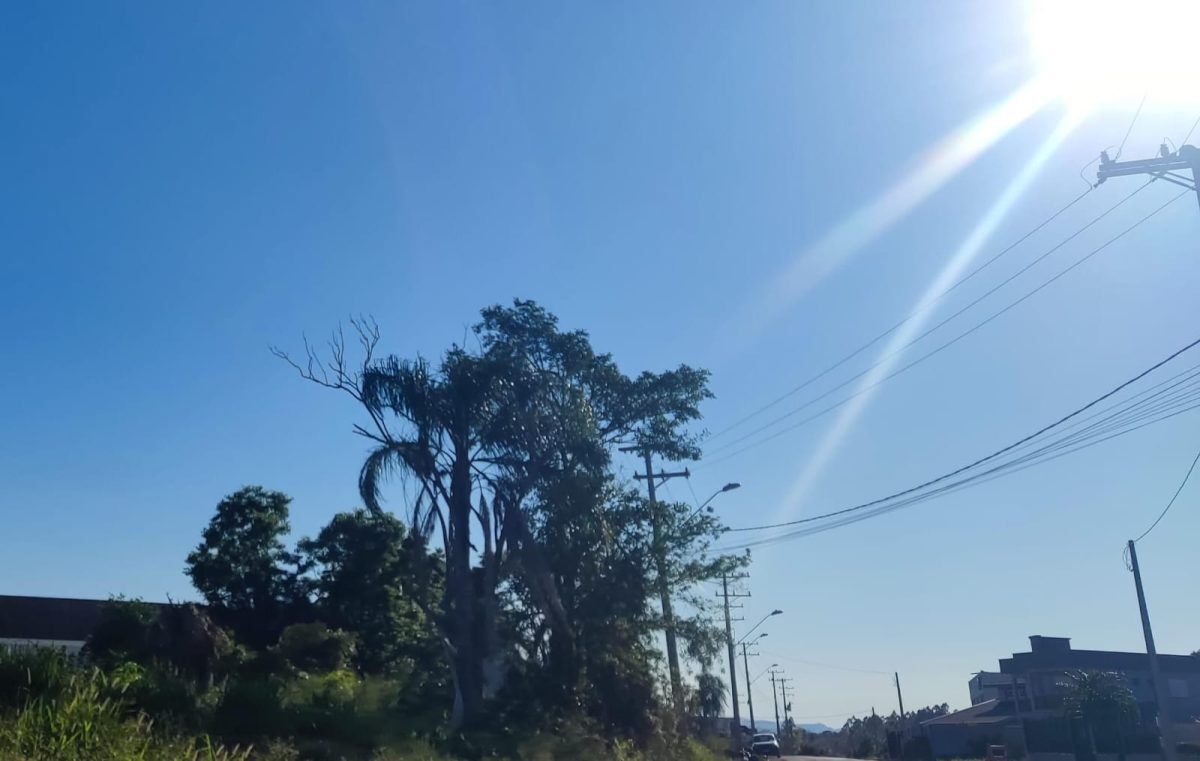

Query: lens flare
719;80;1054;353
773;112;1083;520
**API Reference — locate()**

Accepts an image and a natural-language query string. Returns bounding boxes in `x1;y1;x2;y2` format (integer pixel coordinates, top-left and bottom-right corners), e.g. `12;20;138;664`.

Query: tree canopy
274;300;734;734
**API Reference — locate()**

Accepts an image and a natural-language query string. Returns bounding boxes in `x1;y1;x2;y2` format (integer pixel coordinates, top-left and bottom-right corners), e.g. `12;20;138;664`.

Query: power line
703;188;1186;466
723;378;1200;548
719;333;1200;544
761;650;891;676
722;397;1200;552
1114;92;1148;161
1133;443;1200;543
1182;114;1200;147
704;185;1096;443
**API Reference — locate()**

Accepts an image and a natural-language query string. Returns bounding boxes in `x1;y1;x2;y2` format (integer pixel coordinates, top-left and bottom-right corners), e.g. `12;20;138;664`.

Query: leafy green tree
276;301;713;729
1061;670;1136;756
297;508;443;675
185;486;304;646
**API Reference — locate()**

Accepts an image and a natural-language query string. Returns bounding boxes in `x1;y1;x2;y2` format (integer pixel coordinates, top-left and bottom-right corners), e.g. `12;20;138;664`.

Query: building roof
923;700;1017;727
1001;649;1200;675
995;633;1200;675
0;595;109;642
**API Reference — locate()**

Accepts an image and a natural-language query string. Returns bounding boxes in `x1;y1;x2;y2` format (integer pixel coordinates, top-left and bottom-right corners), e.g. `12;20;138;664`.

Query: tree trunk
448;444;482;728
479;495;505;700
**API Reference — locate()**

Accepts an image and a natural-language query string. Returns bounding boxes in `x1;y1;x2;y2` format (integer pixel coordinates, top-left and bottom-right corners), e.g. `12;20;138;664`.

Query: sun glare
1029;0;1200;109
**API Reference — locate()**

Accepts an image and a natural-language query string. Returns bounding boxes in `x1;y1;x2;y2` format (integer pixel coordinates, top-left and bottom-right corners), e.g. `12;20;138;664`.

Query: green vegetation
0;647;721;760
1;302;741;759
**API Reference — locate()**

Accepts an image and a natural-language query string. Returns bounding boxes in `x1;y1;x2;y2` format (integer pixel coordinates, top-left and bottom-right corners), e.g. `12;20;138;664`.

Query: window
1168;679;1189;698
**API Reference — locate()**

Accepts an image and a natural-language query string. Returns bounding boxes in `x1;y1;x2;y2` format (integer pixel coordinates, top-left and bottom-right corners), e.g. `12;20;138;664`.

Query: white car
750;732;781;758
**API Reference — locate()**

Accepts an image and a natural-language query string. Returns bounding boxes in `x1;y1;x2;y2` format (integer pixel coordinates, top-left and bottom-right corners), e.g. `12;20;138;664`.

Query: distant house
924;699;1025;759
969;671;1032;707
0;595;110;656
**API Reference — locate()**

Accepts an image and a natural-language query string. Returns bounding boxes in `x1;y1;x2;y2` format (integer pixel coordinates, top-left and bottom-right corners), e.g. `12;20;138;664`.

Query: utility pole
721;573;750;751
623;444;689;709
741;641;760;731
894;672;906;718
1127;540;1179;761
1097;143;1200;211
778;677;794;736
770;668;783;735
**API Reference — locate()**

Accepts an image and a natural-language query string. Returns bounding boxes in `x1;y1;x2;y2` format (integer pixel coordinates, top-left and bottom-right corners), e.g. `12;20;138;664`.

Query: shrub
275;623;356;673
83;597;158;666
0;648;74;709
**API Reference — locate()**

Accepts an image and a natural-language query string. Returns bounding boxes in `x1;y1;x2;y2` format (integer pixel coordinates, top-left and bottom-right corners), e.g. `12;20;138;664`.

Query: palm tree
697;671;726;720
1060;670;1137;757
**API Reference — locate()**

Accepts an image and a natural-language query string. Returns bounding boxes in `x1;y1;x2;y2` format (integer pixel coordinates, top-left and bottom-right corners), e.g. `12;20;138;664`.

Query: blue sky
3;1;1199;724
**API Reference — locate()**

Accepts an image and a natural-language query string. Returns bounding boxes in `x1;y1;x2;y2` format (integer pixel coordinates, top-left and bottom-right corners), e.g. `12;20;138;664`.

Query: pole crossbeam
1097;144;1200;209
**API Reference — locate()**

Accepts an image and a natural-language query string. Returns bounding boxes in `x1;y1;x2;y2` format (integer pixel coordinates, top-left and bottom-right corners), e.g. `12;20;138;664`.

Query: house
998;635;1200;723
969;671;1032;707
924;699;1027;759
0;595;110;656
924;635;1200;758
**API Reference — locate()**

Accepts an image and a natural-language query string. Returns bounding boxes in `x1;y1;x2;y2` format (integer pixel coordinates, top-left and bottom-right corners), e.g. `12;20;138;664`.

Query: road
783;756;860;761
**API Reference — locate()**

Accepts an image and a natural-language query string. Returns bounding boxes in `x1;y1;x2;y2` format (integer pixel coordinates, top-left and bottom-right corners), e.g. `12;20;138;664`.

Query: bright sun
1029;0;1200;110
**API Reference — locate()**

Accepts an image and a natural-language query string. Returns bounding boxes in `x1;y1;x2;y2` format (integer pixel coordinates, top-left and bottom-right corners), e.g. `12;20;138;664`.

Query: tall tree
185;486;302;646
274;300;711;728
297;508;443;676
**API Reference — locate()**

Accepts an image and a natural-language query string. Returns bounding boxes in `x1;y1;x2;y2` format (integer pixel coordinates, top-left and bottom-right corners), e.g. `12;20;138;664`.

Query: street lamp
684;482;741;523
752;662;780;685
738;609;783;645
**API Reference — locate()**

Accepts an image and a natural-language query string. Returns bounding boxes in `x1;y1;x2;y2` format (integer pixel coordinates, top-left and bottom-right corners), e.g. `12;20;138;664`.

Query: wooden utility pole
770;668;783;735
1127;540;1179;761
741;641;760;731
624;445;689;709
778;677;794;735
721;573;750;751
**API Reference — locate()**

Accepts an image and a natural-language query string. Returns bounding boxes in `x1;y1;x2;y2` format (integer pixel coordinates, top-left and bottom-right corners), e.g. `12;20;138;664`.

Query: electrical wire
1114;92;1148;161
705;186;1096;443
761;651;891;676
702;188;1186;466
717;333;1200;547
1181;114;1200;147
1132;444;1200;543
722;397;1200;552
723;390;1200;549
706;182;1153;456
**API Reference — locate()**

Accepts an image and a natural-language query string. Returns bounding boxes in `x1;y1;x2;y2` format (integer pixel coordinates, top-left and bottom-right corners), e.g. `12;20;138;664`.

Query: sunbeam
772;110;1086;521
716;79;1056;355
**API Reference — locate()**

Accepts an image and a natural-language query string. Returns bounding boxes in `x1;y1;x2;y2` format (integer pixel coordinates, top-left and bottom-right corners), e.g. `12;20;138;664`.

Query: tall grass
0;650;247;761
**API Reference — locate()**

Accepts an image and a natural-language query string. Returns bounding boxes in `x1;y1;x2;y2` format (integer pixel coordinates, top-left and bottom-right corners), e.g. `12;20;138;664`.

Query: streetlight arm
737;609;783;645
683;482;741;524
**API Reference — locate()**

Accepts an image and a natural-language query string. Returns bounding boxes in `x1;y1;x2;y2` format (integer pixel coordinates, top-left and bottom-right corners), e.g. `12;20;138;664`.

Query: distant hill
727;719;837;735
